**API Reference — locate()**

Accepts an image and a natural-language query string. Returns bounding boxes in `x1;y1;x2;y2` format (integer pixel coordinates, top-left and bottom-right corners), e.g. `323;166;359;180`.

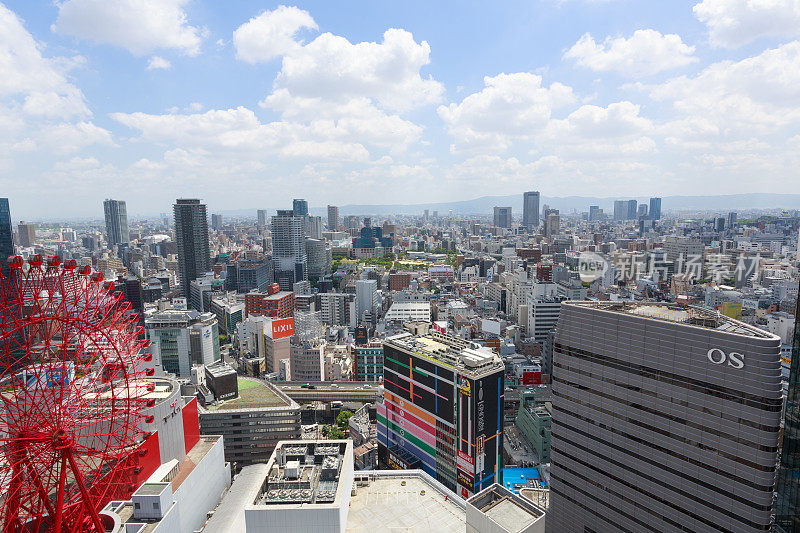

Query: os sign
707;348;744;369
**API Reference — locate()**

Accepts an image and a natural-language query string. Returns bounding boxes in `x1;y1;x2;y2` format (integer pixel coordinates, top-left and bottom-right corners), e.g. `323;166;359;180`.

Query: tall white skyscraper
257;209;268;228
355;279;378;325
271;210;307;290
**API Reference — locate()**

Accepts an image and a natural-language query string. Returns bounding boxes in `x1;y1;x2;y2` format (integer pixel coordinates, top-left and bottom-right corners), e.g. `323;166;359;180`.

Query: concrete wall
171;436;230;532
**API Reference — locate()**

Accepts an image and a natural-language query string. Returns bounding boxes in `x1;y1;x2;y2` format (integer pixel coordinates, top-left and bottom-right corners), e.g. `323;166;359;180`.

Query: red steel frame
0;255;149;532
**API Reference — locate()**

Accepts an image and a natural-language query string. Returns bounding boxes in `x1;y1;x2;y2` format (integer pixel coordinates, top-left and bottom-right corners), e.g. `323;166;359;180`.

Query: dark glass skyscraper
649;197;662;221
292;198;308;217
626;199;637;220
493;206;512;228
173;199;211;297
103;198;130;246
0;198;14;275
523;191;540;229
775;282;800;532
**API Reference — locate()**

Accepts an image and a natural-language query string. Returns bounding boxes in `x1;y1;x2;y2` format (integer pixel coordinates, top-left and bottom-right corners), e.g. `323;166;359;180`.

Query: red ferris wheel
0;255;151;532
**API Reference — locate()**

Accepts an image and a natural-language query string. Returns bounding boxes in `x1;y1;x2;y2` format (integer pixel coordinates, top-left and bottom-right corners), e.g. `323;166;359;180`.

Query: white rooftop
347;476;465;532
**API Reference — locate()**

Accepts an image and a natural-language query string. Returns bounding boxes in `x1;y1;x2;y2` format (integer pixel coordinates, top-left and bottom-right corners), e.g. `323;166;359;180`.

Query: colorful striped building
377;330;505;499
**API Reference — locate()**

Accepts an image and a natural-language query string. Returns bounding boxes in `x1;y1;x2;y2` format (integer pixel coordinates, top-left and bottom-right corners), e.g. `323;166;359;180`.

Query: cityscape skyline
0;0;798;531
6;191;800;222
2;0;800;217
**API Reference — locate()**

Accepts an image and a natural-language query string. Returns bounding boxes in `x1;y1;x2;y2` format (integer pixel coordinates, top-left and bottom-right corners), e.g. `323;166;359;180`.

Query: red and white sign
457;450;474;473
271;317;295;339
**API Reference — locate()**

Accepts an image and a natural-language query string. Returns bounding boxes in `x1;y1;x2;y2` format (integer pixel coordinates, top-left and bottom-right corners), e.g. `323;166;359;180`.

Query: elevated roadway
274;381;381;403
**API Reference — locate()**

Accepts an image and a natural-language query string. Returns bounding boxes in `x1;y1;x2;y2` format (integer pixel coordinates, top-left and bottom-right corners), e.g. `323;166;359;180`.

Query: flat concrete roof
484;499;538;533
170;436;219;490
564;300;777;339
202;464;270;533
346;476;465;532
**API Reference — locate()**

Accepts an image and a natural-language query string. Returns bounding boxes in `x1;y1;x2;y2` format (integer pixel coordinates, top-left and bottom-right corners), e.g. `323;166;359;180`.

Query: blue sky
1;0;799;218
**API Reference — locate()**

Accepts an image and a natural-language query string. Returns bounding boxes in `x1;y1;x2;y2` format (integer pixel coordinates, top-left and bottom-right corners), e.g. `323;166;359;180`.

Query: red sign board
522;371;541;385
271;317;295;339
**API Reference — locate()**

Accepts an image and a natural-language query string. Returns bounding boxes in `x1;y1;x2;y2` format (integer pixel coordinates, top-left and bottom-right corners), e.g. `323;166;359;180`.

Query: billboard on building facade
270;316;295;339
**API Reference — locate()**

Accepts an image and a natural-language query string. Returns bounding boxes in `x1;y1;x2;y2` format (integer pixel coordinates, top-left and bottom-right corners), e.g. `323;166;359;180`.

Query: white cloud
273;29;443;112
40;121;115;154
146;56;171;70
694;0;800;48
546;101;653;138
261;92;422;149
0;4;88;118
111;106;394;161
647;41;800;135
233;5;318;63
437;72;575;151
564;30;697;76
446;155;592;191
541;102;656;157
232;15;439;160
54;0;203;57
0;2;112;162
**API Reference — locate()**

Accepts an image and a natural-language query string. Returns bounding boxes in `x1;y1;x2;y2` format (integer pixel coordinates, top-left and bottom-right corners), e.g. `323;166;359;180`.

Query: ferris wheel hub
51;429;72;450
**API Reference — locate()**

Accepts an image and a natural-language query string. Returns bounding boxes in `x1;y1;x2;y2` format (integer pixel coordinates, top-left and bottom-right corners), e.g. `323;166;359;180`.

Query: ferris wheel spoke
53;452;68;533
65;448;105;533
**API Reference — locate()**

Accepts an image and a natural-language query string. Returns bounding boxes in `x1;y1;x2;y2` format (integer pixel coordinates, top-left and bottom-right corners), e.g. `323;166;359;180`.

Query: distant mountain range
219;193;800;218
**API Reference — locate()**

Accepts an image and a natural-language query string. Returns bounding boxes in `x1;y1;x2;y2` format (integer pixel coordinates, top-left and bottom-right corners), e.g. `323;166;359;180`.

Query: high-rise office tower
0;198;14;276
327;205;339;231
257;209;269;229
271;210;307;291
588;205;600;222
523;191;540;229
211;213;223;230
173;199;211;298
547;301;782;533
545;212;560;239
626;199;637;220
637;204;648;218
103;199;130;246
493;206;512;228
775;281;800;532
305;238;332;278
292;199;308;218
613;200;626;221
728;211;737;227
306;215;323;239
355;279;378;325
17;221;35;248
649;197;662;221
378;331;505;499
